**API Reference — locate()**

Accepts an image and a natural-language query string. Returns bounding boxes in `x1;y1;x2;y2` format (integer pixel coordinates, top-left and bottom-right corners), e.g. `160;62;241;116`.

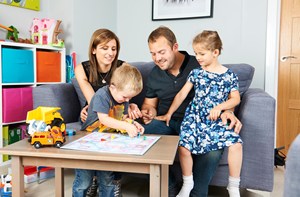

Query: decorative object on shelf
0;0;40;11
152;0;213;21
30;18;64;47
5;25;19;41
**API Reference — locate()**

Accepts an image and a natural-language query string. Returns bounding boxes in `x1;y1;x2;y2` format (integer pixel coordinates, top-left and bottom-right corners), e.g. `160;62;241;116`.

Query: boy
72;63;144;197
81;63;144;136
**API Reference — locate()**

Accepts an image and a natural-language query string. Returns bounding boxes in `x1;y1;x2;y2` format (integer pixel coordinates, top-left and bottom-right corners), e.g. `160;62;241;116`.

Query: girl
157;30;243;197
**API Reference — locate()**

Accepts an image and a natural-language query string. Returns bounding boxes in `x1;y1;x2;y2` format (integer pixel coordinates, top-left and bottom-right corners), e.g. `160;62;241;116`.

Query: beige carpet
19;166;285;197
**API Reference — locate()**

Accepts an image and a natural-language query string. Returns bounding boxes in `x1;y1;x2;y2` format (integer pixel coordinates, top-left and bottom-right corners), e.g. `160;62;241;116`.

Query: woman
73;29;141;197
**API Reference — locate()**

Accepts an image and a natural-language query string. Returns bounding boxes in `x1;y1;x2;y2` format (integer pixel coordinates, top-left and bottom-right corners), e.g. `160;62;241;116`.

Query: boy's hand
133;121;145;135
155;114;171;126
209;106;222;121
128;103;143;120
125;123;139;138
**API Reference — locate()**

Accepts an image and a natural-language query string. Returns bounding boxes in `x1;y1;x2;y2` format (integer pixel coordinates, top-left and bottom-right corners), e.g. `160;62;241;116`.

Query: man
141;26;242;197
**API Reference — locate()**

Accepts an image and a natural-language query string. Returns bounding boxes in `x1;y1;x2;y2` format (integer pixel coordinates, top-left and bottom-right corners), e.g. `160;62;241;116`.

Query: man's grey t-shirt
81;85;129;131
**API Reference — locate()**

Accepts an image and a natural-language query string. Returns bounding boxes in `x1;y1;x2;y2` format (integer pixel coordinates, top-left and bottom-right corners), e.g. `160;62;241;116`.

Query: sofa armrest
284;134;300;196
33;83;81;123
237;88;276;191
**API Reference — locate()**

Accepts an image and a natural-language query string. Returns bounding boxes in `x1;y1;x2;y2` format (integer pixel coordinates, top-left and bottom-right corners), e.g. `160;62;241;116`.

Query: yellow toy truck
26;106;66;136
29;126;65;149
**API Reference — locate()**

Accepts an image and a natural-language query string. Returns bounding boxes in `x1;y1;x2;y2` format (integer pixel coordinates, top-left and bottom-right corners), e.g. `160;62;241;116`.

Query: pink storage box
2;87;33;123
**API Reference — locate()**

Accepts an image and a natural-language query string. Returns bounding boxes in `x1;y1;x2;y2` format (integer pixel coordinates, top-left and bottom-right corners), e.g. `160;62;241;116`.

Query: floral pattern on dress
179;67;242;155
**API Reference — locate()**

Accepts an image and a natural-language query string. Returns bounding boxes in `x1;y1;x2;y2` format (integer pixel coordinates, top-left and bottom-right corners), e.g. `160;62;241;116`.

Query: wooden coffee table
0;132;179;197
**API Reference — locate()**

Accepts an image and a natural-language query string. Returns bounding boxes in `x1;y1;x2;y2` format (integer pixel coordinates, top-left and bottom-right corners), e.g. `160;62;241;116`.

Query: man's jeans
143;119;223;197
72;169;116;197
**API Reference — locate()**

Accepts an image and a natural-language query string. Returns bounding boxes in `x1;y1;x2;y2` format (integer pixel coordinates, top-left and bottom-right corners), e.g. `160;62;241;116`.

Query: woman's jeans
143;119;224;197
72;169;116;197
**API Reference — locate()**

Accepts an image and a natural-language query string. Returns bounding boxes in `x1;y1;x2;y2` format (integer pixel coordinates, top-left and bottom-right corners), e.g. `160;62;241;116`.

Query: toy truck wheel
51;118;66;132
55;141;63;148
34;142;42;149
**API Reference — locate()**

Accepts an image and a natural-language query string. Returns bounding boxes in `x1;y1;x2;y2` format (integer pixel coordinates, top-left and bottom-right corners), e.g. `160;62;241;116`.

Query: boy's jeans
72;169;116;197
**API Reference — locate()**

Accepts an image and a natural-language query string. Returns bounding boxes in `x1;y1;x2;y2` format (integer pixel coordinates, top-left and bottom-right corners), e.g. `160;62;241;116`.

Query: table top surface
0;131;179;165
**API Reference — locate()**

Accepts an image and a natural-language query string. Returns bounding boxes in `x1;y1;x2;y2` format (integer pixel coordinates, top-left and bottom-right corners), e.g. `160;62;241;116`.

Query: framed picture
0;0;40;11
152;0;213;21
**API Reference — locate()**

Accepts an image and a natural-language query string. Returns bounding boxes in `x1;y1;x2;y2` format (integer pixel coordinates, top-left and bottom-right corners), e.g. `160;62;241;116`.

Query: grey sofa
284;134;300;197
33;62;276;192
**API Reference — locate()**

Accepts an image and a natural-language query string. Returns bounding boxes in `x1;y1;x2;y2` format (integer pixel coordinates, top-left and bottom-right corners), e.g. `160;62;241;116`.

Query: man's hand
80;105;89;122
141;108;156;124
128;103;143;120
220;110;242;133
155;114;171;126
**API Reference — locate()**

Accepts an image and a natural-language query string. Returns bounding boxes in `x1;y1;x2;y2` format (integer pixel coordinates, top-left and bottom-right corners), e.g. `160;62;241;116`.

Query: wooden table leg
161;165;169;197
11;156;24;197
150;164;161;197
55;167;64;197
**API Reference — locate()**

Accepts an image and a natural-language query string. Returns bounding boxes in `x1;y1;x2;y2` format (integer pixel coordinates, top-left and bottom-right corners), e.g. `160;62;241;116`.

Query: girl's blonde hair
193;30;223;54
110;63;143;94
88;29;120;85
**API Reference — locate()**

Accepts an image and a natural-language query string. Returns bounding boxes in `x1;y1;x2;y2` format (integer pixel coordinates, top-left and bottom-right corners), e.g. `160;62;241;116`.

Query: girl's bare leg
177;146;194;197
227;143;243;197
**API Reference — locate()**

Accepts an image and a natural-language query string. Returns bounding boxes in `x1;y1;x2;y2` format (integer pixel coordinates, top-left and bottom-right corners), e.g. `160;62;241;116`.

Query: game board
61;132;161;155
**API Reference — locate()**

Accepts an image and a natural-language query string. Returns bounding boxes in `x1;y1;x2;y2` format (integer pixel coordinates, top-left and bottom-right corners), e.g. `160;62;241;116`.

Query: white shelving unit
0;42;66;166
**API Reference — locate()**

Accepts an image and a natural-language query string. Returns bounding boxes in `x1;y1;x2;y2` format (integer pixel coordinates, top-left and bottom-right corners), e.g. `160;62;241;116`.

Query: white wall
0;0;268;89
117;0;268;89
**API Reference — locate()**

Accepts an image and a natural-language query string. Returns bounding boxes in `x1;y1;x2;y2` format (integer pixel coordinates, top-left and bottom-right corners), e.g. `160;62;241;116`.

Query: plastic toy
0;24;19;42
26;106;66;136
30;18;64;47
0;174;12;196
66;129;76;136
29;126;65;149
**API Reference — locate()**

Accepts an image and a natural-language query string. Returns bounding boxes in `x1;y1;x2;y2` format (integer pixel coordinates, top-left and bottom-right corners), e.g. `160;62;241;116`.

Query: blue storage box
2;48;34;83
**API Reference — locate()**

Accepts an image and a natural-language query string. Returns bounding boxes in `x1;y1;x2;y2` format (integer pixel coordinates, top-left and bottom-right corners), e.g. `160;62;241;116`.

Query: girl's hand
80;105;89;122
128;103;143;120
155;114;171;126
209;106;222;121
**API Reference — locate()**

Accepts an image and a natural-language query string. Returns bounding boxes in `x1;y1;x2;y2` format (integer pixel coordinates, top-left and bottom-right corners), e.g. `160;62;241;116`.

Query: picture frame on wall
152;0;213;21
0;0;40;11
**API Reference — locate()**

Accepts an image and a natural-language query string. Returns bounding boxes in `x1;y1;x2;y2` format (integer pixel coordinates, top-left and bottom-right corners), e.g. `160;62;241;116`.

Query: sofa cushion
224;64;254;96
129;62;156;108
71;78;86;109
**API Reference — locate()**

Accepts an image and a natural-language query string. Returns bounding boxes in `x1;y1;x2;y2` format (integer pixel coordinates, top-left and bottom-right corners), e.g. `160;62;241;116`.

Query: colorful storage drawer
2;87;33;123
36;51;61;82
2;48;34;83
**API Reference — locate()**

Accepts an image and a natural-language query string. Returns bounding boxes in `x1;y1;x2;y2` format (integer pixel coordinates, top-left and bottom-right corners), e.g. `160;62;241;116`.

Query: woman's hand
220;110;242;134
80;105;89;122
128;103;143;120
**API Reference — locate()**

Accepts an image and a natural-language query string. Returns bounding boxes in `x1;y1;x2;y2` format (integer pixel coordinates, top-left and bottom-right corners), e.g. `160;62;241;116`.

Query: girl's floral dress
179;67;243;154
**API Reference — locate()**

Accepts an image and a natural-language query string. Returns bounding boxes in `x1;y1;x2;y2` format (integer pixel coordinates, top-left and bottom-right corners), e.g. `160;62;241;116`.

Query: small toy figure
0;174;12;196
6;25;19;41
66;129;76;136
27;120;51;136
